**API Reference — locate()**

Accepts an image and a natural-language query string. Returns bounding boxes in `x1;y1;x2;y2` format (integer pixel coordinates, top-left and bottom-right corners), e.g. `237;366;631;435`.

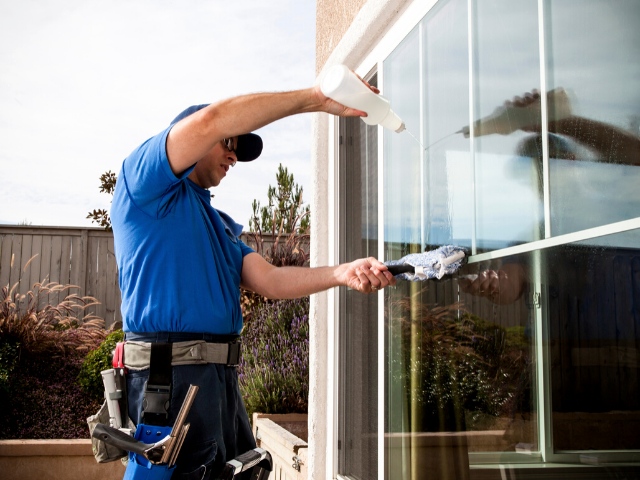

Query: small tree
249;164;310;236
247;164;310;267
87;171;117;231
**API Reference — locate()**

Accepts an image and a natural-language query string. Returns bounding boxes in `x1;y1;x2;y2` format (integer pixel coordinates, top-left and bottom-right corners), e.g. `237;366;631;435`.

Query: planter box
253;413;308;480
0;439;125;480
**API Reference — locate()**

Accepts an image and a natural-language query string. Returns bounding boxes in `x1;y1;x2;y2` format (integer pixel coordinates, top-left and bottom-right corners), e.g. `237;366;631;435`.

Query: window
337;0;640;478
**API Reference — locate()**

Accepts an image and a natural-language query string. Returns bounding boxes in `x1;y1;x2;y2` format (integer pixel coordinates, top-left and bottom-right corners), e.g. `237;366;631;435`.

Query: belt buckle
142;381;171;422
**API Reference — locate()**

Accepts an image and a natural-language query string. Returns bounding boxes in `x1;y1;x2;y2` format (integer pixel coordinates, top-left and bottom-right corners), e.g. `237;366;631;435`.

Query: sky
0;0;316;229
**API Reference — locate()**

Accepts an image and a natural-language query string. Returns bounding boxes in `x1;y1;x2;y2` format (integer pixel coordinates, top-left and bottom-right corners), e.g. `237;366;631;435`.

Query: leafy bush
0;262;109;438
0;340;19;394
239;297;309;419
78;330;125;401
387;291;531;432
0;349;100;439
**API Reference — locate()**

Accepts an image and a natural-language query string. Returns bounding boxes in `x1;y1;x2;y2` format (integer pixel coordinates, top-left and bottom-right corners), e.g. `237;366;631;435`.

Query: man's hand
311;71;380;118
458;263;526;305
338;257;396;294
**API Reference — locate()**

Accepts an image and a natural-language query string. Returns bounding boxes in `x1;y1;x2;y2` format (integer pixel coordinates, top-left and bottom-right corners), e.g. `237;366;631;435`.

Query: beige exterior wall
315;0;368;75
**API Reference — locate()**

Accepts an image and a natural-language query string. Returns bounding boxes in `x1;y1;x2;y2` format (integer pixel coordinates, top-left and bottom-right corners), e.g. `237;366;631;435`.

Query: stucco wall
316;0;368;75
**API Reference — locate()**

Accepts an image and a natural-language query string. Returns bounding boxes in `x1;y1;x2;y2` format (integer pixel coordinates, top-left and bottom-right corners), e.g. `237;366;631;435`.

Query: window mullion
538;0;552;239
467;0;477;255
377;60;386;480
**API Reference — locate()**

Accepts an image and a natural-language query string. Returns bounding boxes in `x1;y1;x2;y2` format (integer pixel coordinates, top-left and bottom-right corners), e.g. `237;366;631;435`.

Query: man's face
190;137;238;188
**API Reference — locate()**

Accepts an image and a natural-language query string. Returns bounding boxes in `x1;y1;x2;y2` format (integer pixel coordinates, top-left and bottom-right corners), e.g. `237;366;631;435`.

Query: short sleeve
121;125;196;217
238;238;256;258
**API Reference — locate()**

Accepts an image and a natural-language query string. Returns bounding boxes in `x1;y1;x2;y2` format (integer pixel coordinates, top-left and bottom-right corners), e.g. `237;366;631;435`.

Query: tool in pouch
93;384;198;479
385;245;467;281
89;339;273;479
87;341;134;464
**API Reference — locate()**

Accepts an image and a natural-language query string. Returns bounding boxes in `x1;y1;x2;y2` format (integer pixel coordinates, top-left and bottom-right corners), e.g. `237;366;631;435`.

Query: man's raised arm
166;81;379;176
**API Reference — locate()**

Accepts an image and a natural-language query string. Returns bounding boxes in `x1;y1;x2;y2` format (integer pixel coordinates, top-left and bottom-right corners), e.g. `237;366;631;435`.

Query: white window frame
329;0;640;477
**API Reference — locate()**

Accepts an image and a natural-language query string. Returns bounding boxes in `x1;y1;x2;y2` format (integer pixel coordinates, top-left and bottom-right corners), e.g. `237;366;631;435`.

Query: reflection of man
460;88;640;299
110;79;396;477
517;89;640;165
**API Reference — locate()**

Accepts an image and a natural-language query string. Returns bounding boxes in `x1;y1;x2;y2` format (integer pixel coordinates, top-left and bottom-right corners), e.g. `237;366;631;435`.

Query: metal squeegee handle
92;423;168;464
160;384;200;464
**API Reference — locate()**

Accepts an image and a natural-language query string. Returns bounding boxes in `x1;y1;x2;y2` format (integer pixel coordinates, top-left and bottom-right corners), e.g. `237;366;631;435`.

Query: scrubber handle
386;264;414;276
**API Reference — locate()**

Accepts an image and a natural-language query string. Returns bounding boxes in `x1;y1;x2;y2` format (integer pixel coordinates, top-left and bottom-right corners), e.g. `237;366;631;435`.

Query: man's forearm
258;264;349;299
167;88;324;175
203;89;322;140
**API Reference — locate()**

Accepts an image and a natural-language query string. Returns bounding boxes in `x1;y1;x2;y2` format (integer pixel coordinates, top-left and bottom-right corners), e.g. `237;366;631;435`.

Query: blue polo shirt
111;125;255;334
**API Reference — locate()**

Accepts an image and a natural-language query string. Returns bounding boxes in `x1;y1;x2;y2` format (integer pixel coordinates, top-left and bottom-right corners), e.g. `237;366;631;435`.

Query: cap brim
236;133;263;162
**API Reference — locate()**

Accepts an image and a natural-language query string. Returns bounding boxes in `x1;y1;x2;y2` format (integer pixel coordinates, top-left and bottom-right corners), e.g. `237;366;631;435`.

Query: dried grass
1;256;107;355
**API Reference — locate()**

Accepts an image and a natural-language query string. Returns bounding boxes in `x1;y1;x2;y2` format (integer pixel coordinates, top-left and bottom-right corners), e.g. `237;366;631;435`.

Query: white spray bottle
321;64;405;133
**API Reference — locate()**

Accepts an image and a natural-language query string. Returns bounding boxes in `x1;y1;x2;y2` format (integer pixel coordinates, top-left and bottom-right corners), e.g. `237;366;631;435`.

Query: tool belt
123;340;242;370
130;339;242;427
89;337;242;464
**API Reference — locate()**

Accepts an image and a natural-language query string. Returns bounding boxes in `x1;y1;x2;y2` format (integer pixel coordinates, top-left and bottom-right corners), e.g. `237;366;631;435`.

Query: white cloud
0;0;316;227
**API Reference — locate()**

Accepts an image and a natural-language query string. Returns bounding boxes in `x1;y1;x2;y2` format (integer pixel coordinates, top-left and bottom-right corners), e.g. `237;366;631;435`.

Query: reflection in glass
338;77;379;479
471;0;543;250
546;233;640;452
546;0;640;235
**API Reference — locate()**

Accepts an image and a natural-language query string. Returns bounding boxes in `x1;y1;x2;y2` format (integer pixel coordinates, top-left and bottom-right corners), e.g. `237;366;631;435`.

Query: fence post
79;230;88;294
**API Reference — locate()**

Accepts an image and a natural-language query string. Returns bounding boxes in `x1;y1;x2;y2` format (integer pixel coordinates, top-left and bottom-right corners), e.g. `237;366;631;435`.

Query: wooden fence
0;226;309;329
0;226;121;327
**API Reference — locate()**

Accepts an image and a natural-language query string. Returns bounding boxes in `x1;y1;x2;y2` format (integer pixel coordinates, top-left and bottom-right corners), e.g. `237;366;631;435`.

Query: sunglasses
223;137;237;153
222;138;238;166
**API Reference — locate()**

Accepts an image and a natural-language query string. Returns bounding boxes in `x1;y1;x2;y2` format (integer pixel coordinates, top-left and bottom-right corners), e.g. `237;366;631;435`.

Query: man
110;79;395;478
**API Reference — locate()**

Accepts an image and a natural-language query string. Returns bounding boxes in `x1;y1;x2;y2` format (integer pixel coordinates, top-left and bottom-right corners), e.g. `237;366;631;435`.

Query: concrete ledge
0;440;125;480
0;439;93;456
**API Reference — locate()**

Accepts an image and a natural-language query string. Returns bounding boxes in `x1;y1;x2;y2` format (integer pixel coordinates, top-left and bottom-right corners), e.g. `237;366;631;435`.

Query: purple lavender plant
239;297;309;418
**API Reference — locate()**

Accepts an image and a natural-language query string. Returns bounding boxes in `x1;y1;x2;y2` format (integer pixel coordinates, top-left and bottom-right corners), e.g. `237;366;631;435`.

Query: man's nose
228;151;238;166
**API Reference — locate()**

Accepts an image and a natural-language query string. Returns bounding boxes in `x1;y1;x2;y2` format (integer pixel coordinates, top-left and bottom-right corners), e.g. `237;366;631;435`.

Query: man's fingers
353;71;380;94
343;106;368;118
359;266;385;289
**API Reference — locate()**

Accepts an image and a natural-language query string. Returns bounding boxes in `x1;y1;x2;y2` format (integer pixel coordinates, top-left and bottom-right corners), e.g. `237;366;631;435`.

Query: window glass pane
547;231;640;452
422;0;472;249
384;0;471;255
338;74;379;479
384;250;540;479
384;27;423;256
546;0;640;236
471;0;543;251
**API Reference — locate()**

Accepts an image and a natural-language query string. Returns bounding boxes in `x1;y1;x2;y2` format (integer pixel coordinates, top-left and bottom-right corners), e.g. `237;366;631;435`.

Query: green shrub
77;330;125;401
0;339;19;394
0;351;100;439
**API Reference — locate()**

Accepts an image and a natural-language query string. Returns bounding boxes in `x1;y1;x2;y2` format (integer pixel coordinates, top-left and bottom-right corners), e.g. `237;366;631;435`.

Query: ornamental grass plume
239;297;309;419
0;255;107;355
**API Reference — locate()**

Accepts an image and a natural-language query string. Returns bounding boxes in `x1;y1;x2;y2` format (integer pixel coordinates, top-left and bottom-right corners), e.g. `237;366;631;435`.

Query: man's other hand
458;263;526;305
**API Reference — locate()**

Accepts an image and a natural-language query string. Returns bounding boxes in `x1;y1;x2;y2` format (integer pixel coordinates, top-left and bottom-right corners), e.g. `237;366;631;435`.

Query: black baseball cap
170;104;263;162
